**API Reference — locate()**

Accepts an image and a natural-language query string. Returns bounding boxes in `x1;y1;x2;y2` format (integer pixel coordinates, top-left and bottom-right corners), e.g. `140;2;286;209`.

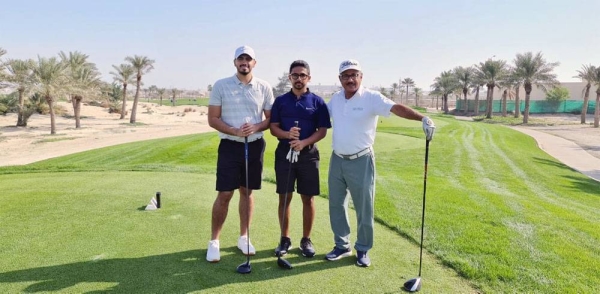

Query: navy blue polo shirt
271;89;331;144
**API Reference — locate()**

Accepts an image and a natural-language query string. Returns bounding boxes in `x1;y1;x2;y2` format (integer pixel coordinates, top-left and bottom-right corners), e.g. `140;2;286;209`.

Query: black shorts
274;142;320;196
216;138;265;191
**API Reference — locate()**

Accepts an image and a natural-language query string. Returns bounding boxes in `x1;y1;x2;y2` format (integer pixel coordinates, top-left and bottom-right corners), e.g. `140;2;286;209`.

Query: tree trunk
16;89;26;127
443;94;449;114
435;96;439;110
74;95;82;128
594;90;600;128
130;75;141;123
523;92;532;124
120;84;128;119
502;90;507;117
581;84;590;124
474;87;480;116
514;85;521;118
485;86;493;119
523;82;533;124
46;96;56;135
463;88;468;114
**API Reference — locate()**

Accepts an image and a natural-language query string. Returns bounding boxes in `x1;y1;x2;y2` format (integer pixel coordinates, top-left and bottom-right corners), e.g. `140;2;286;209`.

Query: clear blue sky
2;0;598;91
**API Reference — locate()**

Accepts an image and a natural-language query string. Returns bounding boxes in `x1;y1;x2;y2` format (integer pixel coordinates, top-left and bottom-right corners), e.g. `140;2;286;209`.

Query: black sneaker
356;250;371;267
300;237;315;257
274;236;292;256
325;246;352;261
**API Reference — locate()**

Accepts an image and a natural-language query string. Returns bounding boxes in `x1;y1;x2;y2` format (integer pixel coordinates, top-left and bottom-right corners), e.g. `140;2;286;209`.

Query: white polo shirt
327;86;395;154
209;74;274;142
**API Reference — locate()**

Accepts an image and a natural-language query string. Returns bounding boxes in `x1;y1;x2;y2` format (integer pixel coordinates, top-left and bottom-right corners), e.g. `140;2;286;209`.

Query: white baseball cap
234;45;255;60
339;59;361;74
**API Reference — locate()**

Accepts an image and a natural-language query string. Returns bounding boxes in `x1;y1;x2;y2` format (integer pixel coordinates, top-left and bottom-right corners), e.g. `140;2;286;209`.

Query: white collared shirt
209;74;274;142
327;86;395;154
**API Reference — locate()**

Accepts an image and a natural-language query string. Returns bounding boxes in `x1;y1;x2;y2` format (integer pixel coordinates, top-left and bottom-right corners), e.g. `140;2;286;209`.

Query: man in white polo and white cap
325;59;436;267
206;45;274;263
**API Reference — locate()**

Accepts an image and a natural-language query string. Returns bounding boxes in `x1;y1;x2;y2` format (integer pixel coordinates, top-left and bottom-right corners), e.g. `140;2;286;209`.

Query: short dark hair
289;60;310;74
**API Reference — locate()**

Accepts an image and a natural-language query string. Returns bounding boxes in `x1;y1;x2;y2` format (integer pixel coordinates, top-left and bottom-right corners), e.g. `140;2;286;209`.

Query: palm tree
171;88;179;105
593;67;600;128
157;88;166;106
0;47;6;70
475;59;508;119
512;52;560;123
431;71;457;114
512;78;523;119
401;78;415;105
414;87;422;107
429;87;442;110
391;82;398;101
59;51;101;128
148;85;158;102
0;47;7;83
125;55;155;123
4;59;35;126
498;76;517;117
32;56;67;135
398;88;406;103
453;66;476;114
471;81;485;116
574;64;597;124
109;64;135;119
72;67;101;128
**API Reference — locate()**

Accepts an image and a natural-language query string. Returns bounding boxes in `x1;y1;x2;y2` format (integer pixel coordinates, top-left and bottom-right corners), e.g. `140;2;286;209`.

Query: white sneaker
237;235;256;256
206;240;220;263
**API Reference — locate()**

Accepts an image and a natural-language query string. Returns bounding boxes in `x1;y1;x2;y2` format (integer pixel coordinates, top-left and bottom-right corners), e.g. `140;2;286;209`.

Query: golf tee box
145;192;162;210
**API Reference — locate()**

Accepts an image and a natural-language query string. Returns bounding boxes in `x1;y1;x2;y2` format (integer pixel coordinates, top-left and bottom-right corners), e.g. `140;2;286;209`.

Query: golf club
403;139;430;292
236;135;252;274
277;120;298;270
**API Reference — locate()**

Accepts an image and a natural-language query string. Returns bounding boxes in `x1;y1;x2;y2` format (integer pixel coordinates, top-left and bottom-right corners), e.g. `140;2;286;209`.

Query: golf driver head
277;255;293;269
403;277;421;292
236;261;251;274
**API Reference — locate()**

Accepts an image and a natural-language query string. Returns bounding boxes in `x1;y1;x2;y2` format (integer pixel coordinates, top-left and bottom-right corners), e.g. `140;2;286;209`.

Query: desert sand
1;104;599;167
0;102;213;166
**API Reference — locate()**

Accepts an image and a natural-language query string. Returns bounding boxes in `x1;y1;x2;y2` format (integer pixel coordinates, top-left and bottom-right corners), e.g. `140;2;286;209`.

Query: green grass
1;115;599;293
471;114;581;126
146;97;209;107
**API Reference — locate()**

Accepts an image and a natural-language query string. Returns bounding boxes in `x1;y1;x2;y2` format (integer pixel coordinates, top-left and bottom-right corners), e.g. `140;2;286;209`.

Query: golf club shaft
418;139;430;277
280;121;298;244
245;136;250;263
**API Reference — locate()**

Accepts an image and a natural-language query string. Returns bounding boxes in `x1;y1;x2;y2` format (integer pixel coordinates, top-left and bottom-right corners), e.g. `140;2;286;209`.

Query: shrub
545;86;569;102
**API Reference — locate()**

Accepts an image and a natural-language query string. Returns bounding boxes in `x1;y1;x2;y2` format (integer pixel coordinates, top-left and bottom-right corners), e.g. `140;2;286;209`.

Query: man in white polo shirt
206;45;274;263
325;59;435;267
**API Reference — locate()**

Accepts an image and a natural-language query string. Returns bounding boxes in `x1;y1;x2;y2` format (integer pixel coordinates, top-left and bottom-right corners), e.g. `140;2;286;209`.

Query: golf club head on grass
276;253;293;269
236;261;251;274
403;277;421;292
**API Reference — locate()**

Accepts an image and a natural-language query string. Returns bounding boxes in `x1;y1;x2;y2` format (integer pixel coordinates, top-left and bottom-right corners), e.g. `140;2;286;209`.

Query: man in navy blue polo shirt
269;60;331;257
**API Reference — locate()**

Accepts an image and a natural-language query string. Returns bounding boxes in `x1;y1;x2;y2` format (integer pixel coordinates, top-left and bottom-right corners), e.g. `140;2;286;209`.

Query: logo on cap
339;59;361;74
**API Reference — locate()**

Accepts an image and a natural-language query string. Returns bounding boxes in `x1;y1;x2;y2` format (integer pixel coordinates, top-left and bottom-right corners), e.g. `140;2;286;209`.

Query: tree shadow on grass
532;156;570;169
0;248;355;293
532;157;600;196
562;175;600;196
